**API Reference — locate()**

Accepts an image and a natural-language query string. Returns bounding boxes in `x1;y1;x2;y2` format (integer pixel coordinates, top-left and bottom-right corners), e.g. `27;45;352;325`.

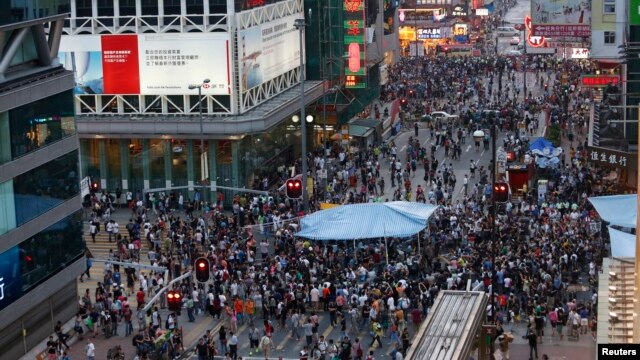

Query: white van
497;26;519;37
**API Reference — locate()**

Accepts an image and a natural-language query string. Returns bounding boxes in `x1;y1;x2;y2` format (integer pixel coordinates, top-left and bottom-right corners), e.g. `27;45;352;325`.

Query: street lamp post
189;78;211;208
295;18;309;212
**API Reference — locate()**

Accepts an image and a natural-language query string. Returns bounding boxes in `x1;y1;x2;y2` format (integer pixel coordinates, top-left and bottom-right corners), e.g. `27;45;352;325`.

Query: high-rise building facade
0;1;86;357
58;0;398;204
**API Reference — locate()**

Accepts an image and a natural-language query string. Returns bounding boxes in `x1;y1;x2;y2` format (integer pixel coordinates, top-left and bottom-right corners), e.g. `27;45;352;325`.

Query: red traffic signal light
493;182;509;203
194;257;210;283
285;178;303;199
167;290;182;311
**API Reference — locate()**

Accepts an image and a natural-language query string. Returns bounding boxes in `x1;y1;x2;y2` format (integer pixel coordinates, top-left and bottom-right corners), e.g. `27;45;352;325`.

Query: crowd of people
58;3;621;360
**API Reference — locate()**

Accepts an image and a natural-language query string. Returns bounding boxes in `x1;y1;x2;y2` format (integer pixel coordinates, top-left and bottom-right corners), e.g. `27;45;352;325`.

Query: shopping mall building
60;0;400;203
0;2;85;357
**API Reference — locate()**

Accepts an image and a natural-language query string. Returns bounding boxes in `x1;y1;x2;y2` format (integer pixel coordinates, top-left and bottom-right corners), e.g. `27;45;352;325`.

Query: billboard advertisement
59;33;231;95
238;14;302;92
531;0;591;37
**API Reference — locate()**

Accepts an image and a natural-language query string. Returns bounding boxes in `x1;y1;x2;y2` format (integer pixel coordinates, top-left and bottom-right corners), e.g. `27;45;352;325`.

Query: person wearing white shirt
85;339;95;360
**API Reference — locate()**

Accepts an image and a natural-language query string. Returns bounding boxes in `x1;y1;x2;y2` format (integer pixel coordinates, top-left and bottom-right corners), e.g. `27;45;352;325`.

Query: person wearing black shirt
196;338;208;360
527;326;538;360
54;321;70;349
46;336;58;358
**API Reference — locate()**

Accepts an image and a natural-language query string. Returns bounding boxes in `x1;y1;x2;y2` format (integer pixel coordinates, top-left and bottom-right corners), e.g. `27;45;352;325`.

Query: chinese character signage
587;146;636;171
581;75;620;87
530;0;591;37
417;27;442;40
59;33;232;95
571;47;589;59
344;0;366;89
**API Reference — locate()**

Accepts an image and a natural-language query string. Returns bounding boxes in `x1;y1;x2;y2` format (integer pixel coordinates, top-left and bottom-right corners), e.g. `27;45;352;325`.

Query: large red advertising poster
101;35;141;94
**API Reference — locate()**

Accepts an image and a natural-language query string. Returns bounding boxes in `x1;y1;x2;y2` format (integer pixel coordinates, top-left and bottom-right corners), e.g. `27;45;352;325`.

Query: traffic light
493;182;509;203
167;290;182;312
194;257;210;283
286;178;303;199
91;178;100;192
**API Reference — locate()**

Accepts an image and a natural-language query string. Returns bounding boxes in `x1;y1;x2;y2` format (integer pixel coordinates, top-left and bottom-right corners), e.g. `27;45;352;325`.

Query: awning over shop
607;226;635;258
348;119;380;138
296;201;437;240
348;125;374;138
588;194;636;229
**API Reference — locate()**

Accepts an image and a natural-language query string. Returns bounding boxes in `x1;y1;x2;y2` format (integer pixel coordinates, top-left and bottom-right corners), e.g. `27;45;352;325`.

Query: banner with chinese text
530;0;591;37
59;33;232;95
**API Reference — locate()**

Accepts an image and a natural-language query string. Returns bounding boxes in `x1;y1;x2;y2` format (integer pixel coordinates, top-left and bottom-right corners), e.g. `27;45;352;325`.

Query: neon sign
525;16;546;48
581;75;620;87
343;0;366;89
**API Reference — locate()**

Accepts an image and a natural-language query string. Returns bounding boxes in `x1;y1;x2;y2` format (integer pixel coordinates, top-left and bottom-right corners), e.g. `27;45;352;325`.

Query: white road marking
465;145;471;153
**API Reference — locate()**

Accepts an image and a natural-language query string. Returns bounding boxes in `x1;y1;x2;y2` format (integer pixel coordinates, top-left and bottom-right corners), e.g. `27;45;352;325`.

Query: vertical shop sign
631;0;640;26
344;0;366;89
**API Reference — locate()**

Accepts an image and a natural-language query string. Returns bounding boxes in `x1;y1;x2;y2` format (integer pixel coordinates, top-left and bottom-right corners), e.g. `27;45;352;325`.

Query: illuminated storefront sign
0;247;22;311
417;27;442;39
453;23;468;36
475;8;488;16
581;75;620;87
344;0;366;89
452;5;467;16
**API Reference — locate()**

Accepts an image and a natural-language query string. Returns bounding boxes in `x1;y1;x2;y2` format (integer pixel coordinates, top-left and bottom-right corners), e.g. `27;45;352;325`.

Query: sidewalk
504;315;597;360
23;207;222;360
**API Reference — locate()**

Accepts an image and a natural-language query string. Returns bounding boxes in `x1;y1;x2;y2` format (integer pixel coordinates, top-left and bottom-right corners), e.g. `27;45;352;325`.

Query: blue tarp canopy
296;202;437;240
529;137;553;151
529;137;562;158
608;226;636;258
589;194;636;228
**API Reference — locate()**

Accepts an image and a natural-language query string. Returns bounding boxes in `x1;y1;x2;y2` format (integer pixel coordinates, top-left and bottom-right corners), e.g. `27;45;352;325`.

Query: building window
604;31;616;45
603;0;616;14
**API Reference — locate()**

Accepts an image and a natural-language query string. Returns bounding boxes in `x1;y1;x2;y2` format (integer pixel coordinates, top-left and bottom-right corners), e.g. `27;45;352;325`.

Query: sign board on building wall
631;0;640;26
587;146;636;172
530;0;591;37
238;14;303;92
59;34;232;95
475;8;489;16
581;75;620;87
571;48;589;59
0;247;22;311
344;0;367;89
416;27;442;39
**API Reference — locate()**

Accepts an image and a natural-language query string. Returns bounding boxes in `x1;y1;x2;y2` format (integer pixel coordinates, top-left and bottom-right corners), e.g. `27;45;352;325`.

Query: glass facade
77;119;304;204
0;151;80;236
19;210;84;292
0;91;75;165
0;210;84;312
0;0;71;26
